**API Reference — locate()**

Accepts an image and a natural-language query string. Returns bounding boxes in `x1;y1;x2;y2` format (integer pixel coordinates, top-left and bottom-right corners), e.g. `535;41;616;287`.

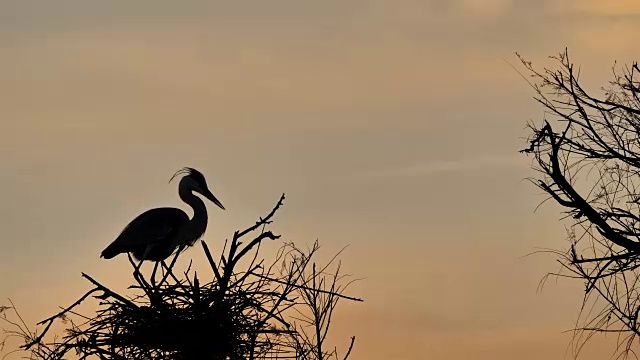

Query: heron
100;167;225;280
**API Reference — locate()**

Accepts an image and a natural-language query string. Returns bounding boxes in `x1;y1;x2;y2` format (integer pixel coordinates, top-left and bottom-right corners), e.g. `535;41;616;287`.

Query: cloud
572;0;640;15
459;0;512;19
362;155;528;178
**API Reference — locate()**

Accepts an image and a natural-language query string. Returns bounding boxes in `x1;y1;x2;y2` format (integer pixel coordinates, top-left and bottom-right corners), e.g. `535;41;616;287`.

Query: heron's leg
127;253;145;284
133;246;152;284
150;261;160;287
134;259;144;281
159;260;167;279
157;250;182;287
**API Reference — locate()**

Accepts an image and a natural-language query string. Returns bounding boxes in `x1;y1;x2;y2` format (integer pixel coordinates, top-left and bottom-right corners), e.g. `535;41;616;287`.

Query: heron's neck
179;186;208;231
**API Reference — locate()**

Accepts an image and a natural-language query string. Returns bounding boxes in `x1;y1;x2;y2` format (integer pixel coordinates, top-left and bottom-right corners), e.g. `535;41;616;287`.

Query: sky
1;1;640;359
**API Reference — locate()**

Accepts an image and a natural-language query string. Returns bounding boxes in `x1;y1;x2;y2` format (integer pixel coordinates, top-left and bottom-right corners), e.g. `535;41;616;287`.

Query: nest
11;194;362;360
73;266;289;360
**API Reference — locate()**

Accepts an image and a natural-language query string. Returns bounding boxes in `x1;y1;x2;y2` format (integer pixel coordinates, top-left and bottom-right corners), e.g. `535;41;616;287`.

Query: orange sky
1;1;640;359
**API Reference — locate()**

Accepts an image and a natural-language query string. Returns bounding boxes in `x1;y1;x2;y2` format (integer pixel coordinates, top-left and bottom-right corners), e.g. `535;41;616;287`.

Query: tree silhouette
1;193;362;360
520;49;640;358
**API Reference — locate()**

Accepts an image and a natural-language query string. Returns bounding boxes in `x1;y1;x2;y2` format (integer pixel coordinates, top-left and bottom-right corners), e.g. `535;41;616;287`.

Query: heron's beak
202;188;225;210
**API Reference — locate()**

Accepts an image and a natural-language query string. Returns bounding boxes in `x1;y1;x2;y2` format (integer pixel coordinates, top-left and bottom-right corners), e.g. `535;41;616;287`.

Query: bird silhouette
101;167;225;263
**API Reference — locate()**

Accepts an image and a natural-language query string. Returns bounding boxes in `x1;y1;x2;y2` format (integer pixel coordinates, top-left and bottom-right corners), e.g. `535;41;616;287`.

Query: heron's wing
101;207;189;259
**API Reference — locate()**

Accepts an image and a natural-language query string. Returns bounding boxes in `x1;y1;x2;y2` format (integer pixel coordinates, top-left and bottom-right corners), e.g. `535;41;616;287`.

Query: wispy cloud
362;155;528;178
571;0;640;15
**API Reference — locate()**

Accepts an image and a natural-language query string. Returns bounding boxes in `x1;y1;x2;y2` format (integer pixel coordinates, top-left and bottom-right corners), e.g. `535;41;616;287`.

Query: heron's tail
100;244;120;259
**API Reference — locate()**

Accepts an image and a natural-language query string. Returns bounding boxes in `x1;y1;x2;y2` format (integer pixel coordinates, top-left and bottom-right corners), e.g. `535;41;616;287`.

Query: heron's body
100;167;225;263
101;208;189;261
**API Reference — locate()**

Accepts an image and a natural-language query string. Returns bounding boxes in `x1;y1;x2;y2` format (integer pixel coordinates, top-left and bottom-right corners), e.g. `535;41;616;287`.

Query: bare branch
521;49;640;358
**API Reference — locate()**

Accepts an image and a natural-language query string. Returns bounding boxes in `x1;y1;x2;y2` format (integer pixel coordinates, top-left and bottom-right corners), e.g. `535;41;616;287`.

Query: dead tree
520;49;640;358
1;193;362;360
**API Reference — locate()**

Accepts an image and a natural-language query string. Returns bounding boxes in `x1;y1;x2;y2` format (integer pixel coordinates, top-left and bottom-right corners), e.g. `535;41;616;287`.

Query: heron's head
170;167;225;210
